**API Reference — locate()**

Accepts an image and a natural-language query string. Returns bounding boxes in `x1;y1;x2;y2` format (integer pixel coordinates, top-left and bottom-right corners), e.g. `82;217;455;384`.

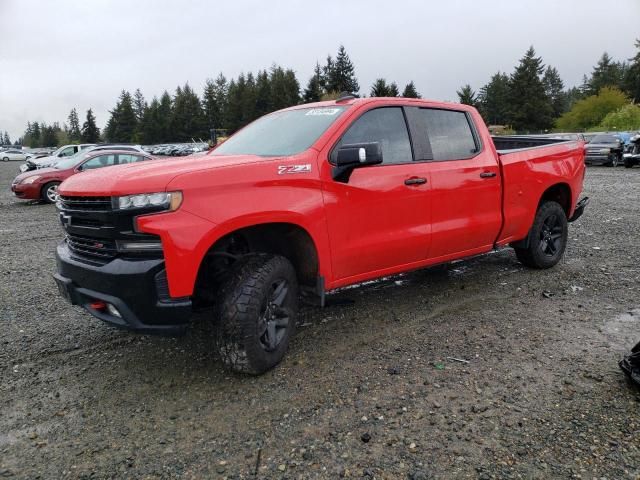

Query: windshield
212;106;348;157
590;135;619;144
55;150;93;169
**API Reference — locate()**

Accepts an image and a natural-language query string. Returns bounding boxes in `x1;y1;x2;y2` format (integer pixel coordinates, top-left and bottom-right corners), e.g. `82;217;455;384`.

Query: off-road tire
41;181;60;204
513;201;568;269
214;254;298;375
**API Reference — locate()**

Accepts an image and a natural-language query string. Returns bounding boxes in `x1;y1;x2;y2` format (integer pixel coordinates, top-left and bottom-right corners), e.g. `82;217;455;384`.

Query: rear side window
117;154;145;164
419;109;478;160
339;107;412;165
82;154;116;170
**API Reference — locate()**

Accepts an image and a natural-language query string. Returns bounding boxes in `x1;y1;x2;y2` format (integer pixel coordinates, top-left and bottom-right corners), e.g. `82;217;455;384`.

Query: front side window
419;109;478;161
59;147;76;157
337;107;412;165
212;106;348;157
81;154;116;170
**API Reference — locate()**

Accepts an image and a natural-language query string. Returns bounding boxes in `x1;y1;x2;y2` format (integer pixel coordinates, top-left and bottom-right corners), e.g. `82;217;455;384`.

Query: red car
54;96;587;374
11;149;155;203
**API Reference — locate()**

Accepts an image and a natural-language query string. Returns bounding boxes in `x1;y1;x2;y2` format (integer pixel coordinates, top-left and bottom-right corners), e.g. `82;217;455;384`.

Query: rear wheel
2;157;8;162
513;201;568;269
214;254;298;375
41;181;60;204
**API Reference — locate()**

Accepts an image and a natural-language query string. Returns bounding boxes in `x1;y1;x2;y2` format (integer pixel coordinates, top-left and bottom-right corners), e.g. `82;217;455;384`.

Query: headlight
21;175;41;184
599;148;611;154
114;191;182;211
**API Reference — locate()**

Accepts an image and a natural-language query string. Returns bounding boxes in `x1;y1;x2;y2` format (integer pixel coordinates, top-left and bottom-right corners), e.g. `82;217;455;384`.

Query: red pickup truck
54;96;587;374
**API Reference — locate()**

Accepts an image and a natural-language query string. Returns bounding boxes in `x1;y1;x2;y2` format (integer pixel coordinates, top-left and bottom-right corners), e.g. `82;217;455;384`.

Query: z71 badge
278;164;311;175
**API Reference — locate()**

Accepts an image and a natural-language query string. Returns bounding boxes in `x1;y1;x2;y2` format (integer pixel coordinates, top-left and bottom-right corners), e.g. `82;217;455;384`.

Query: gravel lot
1;161;639;479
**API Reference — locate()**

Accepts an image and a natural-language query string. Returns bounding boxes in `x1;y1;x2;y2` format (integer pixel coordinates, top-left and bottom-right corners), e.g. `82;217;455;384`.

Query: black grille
66;234;117;259
59;195;112;211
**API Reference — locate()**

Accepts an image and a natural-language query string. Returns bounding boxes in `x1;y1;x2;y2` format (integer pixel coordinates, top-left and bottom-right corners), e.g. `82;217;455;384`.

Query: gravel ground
1;161;639;479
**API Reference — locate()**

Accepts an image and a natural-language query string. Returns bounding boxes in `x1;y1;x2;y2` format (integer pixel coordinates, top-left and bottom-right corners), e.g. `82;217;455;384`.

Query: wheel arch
192;220;323;306
538;182;572;218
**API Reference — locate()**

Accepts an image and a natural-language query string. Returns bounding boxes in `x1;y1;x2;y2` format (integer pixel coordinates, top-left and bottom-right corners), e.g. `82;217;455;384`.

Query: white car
1;149;32;162
20;144;96;172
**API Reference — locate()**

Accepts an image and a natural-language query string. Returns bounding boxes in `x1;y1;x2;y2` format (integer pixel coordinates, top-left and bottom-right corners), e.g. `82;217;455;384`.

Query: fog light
116;240;163;251
106;303;122;318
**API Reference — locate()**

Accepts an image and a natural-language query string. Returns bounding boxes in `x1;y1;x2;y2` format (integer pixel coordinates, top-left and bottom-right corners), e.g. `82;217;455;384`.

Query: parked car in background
20;144;95;171
2;149;33;162
21;144;145;172
623;133;640;168
11;149;156;203
584;134;624;166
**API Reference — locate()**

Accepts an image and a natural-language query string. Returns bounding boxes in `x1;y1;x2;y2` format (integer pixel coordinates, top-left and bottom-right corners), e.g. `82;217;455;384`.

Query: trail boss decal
278;164;312;175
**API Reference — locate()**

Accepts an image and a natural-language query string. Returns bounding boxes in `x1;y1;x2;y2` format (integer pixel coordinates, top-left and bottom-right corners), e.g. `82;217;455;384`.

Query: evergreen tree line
457;40;640;132
22;108;100;148
0;131;13;145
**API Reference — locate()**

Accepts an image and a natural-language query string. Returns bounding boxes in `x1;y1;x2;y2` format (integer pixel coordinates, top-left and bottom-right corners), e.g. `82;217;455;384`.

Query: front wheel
2;157;8;162
513;201;568;269
41;181;60;204
214;254;298;375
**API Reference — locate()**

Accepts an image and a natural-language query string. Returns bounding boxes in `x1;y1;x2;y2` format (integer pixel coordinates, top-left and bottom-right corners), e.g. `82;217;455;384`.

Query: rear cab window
417;108;479;160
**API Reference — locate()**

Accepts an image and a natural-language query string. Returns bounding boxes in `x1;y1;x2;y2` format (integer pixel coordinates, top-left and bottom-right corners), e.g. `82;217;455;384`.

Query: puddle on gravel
602;309;640;346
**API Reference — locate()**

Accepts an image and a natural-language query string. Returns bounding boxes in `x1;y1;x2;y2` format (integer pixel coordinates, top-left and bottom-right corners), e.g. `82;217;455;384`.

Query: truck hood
58;153;266;196
585;143;617;149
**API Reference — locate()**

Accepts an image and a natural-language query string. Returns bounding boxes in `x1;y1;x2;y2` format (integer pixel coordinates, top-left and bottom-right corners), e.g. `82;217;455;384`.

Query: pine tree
105;90;138;142
81;109;100;143
325;46;359;94
29;122;41;148
2;131;10;145
542;66;567;118
623;39;640;103
388;82;399;97
370;78;391;97
322;55;335;93
67;108;81;142
170;83;206;142
255;70;272;117
158;91;173;141
507;47;553;132
303;62;324;103
133;88;146;122
457;84;477;107
588;52;627;95
40;123;58;147
402;81;420;98
270;66;300;111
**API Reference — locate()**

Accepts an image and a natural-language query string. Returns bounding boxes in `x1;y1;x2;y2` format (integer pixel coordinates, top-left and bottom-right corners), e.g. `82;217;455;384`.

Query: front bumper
11;181;40;199
584;154;614;165
54;241;192;335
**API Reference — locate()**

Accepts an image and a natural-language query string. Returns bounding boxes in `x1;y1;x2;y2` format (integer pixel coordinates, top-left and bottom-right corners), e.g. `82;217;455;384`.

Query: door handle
479;172;497;178
404;177;427;186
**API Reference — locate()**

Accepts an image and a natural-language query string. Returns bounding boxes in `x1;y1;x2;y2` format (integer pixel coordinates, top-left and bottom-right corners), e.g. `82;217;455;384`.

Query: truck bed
492;135;570;153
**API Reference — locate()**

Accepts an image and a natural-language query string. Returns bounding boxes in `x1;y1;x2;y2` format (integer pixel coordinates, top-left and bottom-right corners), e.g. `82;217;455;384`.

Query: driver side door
320;106;432;283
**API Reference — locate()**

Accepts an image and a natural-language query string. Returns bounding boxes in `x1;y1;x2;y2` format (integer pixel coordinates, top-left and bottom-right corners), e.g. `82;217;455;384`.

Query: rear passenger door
408;107;502;259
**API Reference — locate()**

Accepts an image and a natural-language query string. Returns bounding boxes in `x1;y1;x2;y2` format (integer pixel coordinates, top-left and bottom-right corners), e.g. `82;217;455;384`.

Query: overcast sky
1;0;638;142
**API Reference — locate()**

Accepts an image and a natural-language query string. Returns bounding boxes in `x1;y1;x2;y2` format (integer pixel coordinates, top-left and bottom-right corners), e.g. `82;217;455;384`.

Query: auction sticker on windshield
305;108;342;116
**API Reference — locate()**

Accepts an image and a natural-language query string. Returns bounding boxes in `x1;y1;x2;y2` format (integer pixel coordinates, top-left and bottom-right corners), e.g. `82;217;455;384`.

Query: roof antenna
336;91;357;102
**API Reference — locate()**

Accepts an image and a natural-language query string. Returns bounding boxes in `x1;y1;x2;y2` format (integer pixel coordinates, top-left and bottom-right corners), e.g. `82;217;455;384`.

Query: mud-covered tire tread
214;253;298;375
513;201;568;269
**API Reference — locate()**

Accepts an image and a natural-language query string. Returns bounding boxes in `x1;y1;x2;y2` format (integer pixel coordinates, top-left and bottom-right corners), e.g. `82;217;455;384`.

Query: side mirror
332;142;383;182
335;142;383;167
